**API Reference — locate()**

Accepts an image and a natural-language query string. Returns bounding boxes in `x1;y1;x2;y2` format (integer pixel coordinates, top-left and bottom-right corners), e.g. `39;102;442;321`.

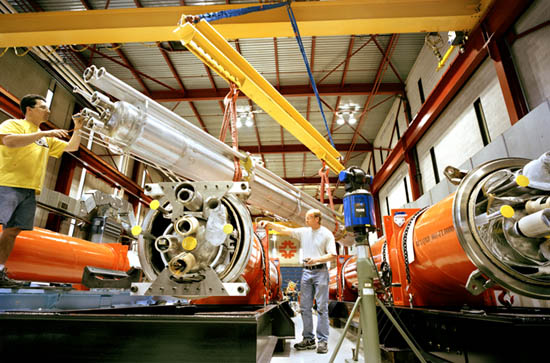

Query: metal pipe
82;66;346;239
516;209;550;238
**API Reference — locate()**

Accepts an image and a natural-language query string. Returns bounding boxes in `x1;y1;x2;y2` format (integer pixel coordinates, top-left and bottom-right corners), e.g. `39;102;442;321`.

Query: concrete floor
271;309;364;363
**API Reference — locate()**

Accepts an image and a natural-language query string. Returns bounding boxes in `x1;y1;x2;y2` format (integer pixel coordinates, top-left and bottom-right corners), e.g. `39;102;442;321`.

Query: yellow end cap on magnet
516;175;529;187
223;224;234;235
182;236;197;251
149;200;160;210
131;225;142;236
500;205;515;218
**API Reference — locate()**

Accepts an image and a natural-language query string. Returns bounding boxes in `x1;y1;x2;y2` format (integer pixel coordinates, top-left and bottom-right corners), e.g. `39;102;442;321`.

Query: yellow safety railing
174;18;344;174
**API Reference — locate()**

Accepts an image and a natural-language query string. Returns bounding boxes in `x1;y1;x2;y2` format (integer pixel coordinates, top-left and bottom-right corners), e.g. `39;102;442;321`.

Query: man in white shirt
260;209;336;354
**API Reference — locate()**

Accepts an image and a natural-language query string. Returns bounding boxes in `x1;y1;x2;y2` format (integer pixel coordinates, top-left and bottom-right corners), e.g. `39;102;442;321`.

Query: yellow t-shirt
0;119;67;193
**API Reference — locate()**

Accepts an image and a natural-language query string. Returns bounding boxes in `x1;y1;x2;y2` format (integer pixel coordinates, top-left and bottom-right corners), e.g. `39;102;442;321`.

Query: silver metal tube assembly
82;66;345;238
516;209;550;238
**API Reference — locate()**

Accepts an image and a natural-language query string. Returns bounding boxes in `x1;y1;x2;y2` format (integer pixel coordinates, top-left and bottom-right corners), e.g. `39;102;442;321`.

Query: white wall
405;32;458;119
512;0;550;110
378;162;410;219
416;58;508;191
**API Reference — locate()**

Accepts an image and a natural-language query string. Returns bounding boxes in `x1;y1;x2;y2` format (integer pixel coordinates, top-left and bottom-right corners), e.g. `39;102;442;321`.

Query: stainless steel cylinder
83;66;345;239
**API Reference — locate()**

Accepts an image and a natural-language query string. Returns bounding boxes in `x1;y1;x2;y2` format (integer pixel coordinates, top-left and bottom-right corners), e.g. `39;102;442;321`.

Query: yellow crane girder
0;0;491;47
175;19;344;173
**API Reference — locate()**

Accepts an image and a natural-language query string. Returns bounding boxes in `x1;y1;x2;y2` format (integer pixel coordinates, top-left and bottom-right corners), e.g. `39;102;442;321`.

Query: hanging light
336;117;345;125
245;117;254;127
348;114;357;125
236;116;243;128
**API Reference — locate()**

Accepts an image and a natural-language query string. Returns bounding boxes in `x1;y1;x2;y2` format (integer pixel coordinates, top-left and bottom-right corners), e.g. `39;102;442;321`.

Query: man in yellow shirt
0;94;84;286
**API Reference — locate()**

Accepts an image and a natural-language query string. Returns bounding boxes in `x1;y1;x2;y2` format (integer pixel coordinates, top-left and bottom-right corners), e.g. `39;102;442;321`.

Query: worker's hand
304;257;314;266
72;113;85;130
42;129;69;139
258;220;270;229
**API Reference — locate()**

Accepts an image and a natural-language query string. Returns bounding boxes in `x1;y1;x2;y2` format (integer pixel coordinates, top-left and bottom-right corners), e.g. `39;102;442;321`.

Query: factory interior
0;0;549;362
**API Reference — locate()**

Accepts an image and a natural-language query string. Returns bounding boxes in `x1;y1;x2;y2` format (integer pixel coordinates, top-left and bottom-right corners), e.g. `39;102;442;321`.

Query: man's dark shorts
0;186;36;230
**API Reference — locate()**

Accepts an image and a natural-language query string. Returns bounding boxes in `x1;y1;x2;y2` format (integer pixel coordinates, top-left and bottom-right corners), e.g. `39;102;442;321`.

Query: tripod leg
328;296;362;363
353;323;362;361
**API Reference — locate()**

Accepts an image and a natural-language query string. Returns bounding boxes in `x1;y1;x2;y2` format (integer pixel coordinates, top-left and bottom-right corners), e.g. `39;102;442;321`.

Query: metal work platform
0;302;294;362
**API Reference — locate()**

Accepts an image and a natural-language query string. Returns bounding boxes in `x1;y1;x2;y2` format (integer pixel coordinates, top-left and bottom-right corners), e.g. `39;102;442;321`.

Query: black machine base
330;301;550;362
0;302;295;362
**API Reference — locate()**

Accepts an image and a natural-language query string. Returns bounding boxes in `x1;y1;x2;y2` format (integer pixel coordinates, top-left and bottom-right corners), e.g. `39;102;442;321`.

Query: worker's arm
64;114;84;152
305;253;336;265
258;220;294;236
0;129;68;148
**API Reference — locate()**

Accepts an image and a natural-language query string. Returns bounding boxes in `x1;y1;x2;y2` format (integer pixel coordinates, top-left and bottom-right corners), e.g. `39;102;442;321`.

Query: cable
286;3;335;147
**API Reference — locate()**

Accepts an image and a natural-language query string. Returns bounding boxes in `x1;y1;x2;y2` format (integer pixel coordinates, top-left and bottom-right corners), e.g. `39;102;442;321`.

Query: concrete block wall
404;98;550;209
377;162;410;218
416;58;508;192
371;96;408;171
405;32;457;119
512;0;550;110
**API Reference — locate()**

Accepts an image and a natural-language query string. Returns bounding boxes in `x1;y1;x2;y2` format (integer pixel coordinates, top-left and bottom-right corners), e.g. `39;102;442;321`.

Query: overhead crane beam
0;0;493;47
149;83;404;102
239;143;373;155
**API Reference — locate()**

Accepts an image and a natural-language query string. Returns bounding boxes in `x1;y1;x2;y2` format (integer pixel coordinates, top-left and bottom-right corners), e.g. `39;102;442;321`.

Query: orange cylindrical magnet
3;226;130;284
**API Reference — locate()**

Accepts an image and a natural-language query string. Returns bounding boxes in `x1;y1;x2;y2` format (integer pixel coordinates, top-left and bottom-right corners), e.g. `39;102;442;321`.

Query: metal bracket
444;165;468;185
132;267;248;297
82;266;141;289
466;269;495;295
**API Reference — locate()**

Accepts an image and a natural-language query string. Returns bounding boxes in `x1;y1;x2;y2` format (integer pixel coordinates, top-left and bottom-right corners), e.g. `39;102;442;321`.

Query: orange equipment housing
2;226;129;284
373;195;498;307
329;195;498;307
329;254;357;302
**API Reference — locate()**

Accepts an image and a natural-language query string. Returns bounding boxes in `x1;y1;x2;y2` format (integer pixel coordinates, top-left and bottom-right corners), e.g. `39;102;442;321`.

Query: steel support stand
329;239;381;363
329;236;428;363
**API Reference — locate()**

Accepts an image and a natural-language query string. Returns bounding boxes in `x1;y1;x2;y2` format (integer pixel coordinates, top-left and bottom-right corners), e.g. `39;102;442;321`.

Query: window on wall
45;80;56;108
474;98;491;146
430;146;440;184
412;147;423;196
395;119;401;140
418;78;425;104
403;177;410;204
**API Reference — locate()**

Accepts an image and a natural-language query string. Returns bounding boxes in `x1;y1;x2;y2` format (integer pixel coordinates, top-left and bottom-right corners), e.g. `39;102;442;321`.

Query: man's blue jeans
300;267;330;342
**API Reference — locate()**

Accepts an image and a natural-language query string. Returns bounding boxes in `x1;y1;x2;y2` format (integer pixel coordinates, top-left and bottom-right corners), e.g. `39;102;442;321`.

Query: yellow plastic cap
131;225;143;236
150;200;160;210
516;175;529;187
500;205;515;218
223;224;234;235
182;236;197;251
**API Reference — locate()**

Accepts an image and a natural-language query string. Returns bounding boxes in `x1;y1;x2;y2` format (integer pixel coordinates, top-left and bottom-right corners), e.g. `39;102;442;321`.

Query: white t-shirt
291;226;337;262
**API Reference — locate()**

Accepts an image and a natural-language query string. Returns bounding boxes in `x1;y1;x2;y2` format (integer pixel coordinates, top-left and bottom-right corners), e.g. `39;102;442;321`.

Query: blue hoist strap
285;3;335;147
195;2;287;23
192;1;336;148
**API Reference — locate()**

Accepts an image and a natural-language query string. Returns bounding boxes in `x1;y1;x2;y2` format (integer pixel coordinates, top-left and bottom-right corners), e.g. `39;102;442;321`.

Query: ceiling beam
239;143;373;154
285;177;338;184
150;83;403;102
0;0;493;47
